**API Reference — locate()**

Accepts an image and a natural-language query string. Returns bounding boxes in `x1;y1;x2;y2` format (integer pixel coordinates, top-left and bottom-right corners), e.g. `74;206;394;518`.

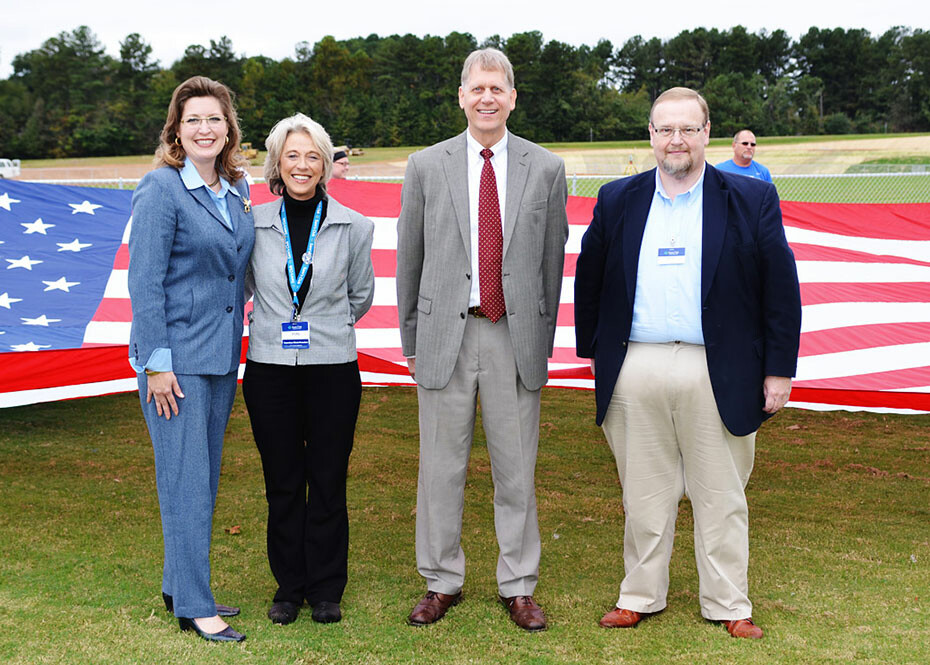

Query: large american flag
2;178;928;412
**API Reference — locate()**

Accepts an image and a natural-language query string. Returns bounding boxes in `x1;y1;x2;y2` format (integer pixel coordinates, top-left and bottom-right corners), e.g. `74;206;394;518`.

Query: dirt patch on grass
15;136;930;181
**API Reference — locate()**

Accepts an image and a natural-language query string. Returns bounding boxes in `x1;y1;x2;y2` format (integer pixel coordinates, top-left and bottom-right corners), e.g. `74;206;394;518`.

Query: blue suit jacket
574;165;801;436
128;166;255;375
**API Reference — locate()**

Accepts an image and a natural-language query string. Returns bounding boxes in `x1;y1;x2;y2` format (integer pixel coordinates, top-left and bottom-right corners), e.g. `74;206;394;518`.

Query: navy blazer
574;165;801;436
128;166;255;375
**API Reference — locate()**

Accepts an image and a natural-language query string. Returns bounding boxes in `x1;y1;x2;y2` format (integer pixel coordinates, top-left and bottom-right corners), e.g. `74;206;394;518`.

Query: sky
2;0;928;79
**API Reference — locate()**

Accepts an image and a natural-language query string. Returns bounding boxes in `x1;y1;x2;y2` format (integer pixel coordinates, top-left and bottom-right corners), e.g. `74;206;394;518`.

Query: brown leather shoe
599;608;643;628
723;618;763;639
407;591;462;626
500;595;547;632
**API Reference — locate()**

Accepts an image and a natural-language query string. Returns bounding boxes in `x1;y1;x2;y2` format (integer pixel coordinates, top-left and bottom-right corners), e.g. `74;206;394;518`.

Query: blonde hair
461;48;515;89
263;113;334;196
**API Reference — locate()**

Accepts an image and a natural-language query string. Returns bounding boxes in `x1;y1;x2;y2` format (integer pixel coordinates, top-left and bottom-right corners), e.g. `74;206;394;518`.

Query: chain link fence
21;170;930;203
565;170;930;203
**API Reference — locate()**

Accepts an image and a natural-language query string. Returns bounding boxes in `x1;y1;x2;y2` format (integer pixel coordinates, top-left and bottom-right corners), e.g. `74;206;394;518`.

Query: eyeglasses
653;126;704;138
181;115;226;128
739;141;757;146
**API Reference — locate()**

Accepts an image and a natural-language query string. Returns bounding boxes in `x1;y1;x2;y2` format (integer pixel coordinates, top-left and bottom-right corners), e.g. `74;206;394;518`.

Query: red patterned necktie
478;148;505;322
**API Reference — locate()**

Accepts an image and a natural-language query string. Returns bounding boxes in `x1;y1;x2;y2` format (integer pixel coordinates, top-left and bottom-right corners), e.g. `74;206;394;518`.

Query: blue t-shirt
715;159;773;183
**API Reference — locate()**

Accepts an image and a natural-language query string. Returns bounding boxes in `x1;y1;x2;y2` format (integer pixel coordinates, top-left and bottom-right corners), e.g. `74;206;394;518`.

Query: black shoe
178;617;246;642
312;601;342;623
163;593;240;617
268;600;300;625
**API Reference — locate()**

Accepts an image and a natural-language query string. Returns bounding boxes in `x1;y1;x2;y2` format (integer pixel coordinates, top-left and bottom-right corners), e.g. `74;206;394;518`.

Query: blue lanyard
280;199;323;320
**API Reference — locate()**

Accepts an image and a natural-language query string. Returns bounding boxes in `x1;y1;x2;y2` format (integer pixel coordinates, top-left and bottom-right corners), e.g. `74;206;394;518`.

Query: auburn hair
154;76;249;183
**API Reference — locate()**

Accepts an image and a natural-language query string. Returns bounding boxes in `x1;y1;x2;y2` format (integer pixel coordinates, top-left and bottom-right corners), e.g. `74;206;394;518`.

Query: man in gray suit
396;48;568;631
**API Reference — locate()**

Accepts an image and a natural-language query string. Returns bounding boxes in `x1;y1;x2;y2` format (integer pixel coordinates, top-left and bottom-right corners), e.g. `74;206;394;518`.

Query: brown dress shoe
723;618;763;639
599;608;643;628
407;591;462;626
500;595;547;631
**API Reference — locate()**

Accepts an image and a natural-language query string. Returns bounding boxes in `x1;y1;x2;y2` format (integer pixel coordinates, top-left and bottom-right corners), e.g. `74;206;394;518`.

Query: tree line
1;25;928;159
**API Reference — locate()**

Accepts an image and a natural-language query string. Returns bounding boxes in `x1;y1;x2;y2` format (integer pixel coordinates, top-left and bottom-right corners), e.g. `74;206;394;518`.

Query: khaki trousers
602;341;756;620
415;315;542;597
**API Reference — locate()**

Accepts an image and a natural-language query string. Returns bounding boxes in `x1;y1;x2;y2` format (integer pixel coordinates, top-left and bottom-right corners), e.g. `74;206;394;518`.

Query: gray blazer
128;166;254;375
245;195;374;365
396;131;569;391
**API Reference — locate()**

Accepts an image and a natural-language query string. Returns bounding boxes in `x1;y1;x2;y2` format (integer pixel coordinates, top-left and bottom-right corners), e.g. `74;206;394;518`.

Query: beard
659;151;694;179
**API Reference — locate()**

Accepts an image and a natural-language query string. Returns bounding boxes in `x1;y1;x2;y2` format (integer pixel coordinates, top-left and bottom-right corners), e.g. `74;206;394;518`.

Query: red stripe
372;249;395;277
781;201;930;241
800;322;930;357
113;244;129;269
355;306;400;329
790;387;930;411
790;242;930;267
90;298;132;321
567;196;596;224
800;282;930;305
0;346;135;391
795;365;930;391
328;179;403;216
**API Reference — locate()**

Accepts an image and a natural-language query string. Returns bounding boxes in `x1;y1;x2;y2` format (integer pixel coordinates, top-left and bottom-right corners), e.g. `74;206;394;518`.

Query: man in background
332;149;350;179
716;129;772;182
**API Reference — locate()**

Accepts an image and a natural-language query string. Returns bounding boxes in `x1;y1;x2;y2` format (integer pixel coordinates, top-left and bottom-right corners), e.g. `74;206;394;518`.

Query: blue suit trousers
138;371;238;618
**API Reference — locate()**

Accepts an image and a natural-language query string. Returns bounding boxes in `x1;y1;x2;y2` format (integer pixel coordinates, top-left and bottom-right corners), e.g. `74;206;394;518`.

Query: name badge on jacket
281;321;310;349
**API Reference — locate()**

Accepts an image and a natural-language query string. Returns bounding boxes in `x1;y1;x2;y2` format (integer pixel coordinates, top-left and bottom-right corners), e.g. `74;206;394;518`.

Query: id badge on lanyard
279;200;322;349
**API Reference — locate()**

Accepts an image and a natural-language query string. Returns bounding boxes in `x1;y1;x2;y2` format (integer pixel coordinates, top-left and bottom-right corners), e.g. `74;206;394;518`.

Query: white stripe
797;342;930;381
801;302;930;333
104;269;129;298
787;401;928;415
83;321;132;345
372;277;397;306
371;218;398;250
0;378;139;409
785;226;930;263
796;260;930;283
566;225;586;254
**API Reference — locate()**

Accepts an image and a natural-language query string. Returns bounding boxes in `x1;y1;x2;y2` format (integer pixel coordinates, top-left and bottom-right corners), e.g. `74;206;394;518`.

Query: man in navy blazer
574;87;801;639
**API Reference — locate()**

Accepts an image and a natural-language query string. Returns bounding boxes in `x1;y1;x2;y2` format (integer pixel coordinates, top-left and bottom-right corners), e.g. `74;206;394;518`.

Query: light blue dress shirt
629;165;706;345
179;158;240;230
130;159;240;373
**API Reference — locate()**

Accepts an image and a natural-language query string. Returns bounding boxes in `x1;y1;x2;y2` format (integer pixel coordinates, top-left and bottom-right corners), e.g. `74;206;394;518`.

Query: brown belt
467;306;488;319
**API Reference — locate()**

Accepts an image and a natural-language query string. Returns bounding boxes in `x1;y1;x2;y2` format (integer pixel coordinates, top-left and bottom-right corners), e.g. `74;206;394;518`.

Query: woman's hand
146;371;185;420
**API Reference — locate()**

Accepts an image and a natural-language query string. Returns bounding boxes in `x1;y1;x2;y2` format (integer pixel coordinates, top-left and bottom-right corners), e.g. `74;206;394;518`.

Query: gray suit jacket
128;166;254;375
396;131;569;391
245;196;374;365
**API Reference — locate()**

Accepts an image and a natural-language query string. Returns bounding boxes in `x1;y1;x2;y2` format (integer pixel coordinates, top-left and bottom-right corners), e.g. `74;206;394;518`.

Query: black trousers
242;359;361;605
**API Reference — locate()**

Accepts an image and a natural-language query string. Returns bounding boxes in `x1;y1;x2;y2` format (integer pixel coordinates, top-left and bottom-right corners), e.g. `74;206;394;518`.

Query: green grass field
1;388;928;664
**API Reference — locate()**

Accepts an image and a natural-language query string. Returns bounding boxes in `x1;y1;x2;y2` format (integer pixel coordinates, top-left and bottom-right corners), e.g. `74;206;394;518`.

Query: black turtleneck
282;188;328;312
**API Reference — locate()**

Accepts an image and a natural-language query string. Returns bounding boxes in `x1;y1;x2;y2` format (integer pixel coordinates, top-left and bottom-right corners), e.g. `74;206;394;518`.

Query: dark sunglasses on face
740;141;757;146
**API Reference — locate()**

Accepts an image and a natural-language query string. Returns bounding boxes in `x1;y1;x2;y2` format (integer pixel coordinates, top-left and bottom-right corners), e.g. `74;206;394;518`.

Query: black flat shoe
268;600;299;625
311;601;342;623
178;617;245;642
163;593;240;617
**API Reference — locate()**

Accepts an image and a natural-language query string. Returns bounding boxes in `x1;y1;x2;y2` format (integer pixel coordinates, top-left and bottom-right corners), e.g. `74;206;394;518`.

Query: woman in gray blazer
243;113;374;626
128;76;254;643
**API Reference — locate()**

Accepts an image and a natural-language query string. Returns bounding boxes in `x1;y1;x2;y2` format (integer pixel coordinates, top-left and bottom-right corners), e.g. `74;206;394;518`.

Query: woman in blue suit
128;76;254;643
